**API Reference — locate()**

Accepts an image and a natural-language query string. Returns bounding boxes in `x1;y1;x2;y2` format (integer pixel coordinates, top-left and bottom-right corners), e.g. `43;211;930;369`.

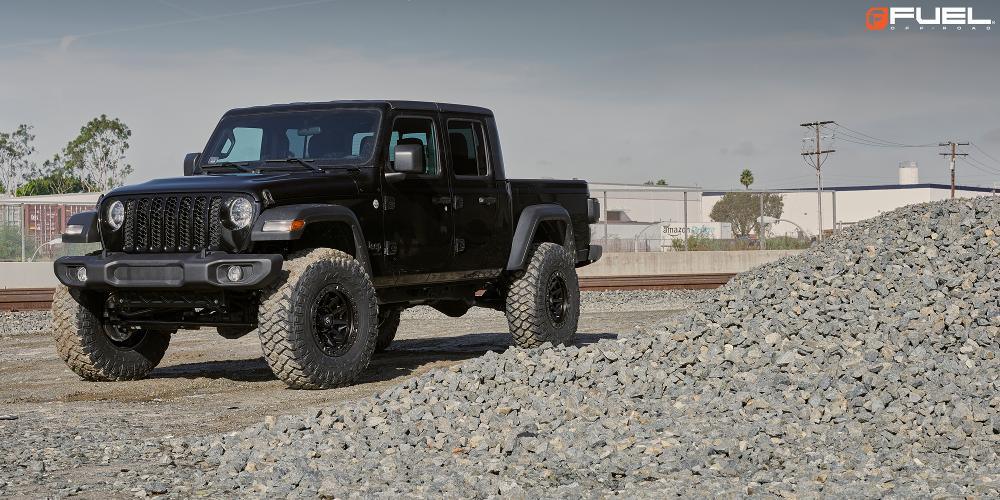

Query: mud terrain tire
258;248;378;389
505;242;580;348
51;286;171;381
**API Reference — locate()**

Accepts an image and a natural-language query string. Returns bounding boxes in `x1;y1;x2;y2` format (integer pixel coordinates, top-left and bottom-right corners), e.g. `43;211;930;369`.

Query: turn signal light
261;219;305;232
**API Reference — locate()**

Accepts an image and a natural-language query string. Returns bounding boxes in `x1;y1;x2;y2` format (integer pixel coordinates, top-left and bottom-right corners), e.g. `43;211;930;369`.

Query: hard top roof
224;100;493;116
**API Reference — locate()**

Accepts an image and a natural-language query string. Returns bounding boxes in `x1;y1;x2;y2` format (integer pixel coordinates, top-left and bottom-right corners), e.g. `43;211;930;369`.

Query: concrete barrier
578;250;805;277
0;262;59;289
1;250;806;288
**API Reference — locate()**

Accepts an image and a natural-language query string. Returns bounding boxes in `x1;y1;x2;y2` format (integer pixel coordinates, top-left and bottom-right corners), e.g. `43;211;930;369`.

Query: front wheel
51;286;172;381
505;242;580;348
258;248;378;389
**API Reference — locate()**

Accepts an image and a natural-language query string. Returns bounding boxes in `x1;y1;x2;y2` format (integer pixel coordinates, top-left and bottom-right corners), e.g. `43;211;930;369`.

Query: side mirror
184;152;202;176
393;143;425;174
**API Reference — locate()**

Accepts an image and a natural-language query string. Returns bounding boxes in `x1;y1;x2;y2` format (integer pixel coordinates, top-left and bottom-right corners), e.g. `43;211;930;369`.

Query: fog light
226;265;244;282
76;267;88;282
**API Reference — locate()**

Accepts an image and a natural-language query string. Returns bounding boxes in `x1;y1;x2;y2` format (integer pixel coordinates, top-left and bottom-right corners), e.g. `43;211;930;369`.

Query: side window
213;127;263;163
447;120;488;176
388;116;439;175
352;132;374;157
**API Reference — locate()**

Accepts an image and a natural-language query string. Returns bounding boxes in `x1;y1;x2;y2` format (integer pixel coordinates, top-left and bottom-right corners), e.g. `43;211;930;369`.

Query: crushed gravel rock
4;197;999;498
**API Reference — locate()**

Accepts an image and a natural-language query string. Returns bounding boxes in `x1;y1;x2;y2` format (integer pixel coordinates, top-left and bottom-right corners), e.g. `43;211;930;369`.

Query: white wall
578;250;805;276
703;186;997;238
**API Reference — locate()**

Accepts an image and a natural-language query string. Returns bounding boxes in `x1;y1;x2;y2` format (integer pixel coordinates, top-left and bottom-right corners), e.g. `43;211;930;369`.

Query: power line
832;123;937;148
963;155;1000;175
970;142;1000;165
960;159;999;178
834;135;919;148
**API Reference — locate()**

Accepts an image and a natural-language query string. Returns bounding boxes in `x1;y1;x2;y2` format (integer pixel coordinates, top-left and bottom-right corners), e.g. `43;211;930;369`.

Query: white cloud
1;31;999;190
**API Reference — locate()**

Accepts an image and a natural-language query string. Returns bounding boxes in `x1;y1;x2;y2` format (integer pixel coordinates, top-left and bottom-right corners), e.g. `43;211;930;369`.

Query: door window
388;117;440;175
447;120;488;176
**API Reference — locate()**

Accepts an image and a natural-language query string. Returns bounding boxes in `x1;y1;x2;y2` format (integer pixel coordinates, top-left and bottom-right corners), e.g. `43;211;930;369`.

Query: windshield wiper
264;157;323;172
201;162;254;173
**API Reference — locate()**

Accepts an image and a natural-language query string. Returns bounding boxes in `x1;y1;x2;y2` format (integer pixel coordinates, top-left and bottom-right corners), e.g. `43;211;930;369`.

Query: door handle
478;196;497;206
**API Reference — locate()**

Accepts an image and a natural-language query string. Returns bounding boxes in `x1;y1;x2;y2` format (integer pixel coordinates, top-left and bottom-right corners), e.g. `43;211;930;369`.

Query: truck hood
106;169;374;203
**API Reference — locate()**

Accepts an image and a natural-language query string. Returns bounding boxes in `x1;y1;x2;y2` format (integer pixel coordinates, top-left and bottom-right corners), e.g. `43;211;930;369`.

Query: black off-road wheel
51;286;172;381
258;248;378;389
374;307;402;353
505;242;581;348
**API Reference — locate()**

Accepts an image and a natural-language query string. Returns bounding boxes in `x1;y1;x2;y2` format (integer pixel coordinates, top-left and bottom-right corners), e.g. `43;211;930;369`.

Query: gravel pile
6;197;999;498
127;196;1000;498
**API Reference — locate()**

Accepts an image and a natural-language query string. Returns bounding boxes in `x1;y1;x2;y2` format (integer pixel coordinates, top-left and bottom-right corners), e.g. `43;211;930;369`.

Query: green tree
17;154;88;196
642;179;668;186
709;191;783;237
0;124;36;195
739;169;754;189
64;115;133;192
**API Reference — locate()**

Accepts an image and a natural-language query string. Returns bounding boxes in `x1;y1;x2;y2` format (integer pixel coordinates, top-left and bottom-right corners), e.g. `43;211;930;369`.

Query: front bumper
54;252;283;290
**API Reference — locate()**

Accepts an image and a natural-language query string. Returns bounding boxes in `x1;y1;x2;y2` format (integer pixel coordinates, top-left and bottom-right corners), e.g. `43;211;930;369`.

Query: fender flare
505;204;574;271
251;204;371;274
62;211;100;244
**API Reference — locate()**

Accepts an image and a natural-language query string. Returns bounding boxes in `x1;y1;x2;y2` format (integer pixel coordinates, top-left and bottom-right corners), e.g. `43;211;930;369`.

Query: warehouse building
591;162;997;250
703;162;997;238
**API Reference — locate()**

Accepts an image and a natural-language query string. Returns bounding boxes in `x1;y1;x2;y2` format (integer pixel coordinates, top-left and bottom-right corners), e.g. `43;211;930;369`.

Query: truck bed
506;179;591;255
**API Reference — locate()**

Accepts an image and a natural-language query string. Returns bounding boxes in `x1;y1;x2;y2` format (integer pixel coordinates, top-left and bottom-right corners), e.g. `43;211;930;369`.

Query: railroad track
0;288;56;311
0;274;735;311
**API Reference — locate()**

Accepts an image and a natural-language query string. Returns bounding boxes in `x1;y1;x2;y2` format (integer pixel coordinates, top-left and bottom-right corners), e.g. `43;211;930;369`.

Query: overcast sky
1;0;999;189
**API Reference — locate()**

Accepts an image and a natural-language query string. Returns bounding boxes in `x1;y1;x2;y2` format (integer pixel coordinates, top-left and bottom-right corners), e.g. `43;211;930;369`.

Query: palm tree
740;169;754;190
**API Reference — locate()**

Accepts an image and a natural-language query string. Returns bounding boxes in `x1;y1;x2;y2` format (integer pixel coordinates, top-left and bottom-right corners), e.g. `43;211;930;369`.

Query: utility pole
800;121;835;242
758;192;766;250
938;141;969;198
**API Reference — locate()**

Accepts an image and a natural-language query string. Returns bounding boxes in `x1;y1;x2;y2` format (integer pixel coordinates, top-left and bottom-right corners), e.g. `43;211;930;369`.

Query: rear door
381;114;454;283
446;117;506;273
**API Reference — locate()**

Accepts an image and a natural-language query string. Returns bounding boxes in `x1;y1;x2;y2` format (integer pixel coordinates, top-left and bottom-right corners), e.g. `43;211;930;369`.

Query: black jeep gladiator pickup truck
53;100;602;389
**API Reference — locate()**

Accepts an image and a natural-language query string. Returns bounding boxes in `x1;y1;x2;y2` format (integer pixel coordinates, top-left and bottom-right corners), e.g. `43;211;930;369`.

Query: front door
445;118;505;274
381;114;453;284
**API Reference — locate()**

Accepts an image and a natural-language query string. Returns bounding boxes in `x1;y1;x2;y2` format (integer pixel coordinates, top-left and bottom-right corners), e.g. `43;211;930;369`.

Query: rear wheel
258;248;378;389
505;242;580;348
374;307;402;353
51;286;172;381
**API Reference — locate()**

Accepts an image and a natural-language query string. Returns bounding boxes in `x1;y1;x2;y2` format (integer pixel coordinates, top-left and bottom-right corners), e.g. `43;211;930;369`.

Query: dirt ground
0;309;676;439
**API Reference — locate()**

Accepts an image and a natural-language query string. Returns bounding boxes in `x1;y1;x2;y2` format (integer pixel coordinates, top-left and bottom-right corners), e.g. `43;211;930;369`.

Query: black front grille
117;194;225;253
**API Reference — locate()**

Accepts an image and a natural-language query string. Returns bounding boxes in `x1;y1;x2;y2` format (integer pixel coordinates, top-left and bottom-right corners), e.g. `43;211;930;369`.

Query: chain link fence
0;201;99;262
588;186;836;252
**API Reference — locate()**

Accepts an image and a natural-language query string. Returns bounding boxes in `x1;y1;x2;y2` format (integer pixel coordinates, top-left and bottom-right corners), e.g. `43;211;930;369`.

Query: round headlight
225;198;253;230
106;200;125;230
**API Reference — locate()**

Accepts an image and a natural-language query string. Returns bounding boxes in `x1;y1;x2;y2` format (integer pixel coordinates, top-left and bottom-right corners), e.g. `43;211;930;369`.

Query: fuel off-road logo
866;6;994;31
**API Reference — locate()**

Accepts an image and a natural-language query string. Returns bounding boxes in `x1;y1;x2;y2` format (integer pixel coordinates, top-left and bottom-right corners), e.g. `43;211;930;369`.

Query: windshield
203;108;381;168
